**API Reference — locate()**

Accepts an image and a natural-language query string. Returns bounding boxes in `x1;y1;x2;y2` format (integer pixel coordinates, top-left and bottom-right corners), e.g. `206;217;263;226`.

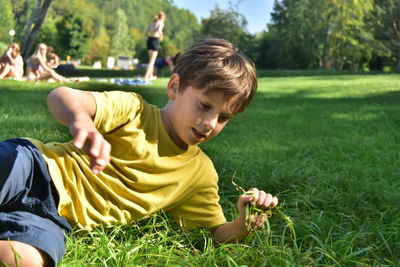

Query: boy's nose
203;115;218;131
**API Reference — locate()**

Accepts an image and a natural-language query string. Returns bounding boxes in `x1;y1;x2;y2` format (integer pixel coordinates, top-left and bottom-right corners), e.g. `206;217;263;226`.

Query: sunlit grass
1;73;399;265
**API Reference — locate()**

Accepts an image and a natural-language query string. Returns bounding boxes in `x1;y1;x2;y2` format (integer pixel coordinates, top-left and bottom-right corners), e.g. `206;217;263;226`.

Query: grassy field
0;73;399;266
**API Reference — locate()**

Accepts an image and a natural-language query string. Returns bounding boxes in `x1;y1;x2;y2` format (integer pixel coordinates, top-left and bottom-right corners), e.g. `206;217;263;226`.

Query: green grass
1;73;399;266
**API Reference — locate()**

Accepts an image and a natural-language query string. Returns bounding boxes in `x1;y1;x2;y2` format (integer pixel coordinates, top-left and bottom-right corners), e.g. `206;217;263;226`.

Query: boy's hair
173;38;257;114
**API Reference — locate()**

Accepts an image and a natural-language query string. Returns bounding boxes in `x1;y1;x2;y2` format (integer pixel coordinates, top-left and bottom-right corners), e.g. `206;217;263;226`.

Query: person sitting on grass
152;53;180;79
46;46;60;69
26;43;68;83
0;38;278;266
0;42;24;80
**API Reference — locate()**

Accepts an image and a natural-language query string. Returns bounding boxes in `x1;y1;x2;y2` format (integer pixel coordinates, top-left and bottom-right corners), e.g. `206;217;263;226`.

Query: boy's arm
47;86;111;174
211;188;278;243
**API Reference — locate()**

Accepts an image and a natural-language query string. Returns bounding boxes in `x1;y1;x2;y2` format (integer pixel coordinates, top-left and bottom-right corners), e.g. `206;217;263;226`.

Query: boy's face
163;74;233;149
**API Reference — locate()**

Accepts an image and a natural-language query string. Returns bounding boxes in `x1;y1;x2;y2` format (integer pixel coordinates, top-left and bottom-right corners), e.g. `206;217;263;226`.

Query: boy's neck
160;108;189;150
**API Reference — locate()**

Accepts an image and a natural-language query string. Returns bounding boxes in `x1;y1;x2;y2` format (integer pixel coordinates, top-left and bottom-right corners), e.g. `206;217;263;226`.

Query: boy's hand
211;188;278;243
237;188;278;231
69;118;111;174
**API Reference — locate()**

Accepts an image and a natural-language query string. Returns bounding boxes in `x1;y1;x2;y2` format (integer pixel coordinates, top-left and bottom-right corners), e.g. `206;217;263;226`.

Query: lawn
0;73;399;266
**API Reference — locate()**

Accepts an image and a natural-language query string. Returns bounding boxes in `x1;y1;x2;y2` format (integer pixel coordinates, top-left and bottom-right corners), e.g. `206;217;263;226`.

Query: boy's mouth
191;128;207;141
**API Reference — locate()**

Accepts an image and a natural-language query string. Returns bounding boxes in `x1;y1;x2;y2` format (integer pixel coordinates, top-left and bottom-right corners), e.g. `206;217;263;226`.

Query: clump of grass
231;179;296;241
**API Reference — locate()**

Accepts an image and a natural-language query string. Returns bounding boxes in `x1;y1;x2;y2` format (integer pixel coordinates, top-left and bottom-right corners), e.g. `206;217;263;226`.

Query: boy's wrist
232;216;251;234
212;217;251;243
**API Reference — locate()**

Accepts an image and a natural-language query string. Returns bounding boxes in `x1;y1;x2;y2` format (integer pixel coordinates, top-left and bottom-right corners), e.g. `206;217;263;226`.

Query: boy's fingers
96;140;111;167
73;130;88;149
260;193;273;208
90;158;102;174
88;131;103;157
247;189;278;209
256;191;267;206
271;196;278;208
90;139;111;174
247;188;259;204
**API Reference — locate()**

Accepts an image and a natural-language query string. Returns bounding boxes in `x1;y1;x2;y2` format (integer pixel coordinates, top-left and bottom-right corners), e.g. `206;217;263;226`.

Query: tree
268;0;375;70
109;9;131;57
49;0;105;63
0;0;15;43
20;0;53;61
164;6;200;51
11;0;34;42
201;4;248;47
84;26;110;65
35;16;59;49
268;0;320;69
373;0;400;70
56;13;89;59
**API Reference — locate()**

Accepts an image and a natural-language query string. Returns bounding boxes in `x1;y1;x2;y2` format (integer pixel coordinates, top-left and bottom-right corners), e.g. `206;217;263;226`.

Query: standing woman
0;43;24;79
143;11;166;83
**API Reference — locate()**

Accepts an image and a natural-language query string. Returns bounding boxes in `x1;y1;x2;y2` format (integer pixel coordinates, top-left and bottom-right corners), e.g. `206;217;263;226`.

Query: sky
173;0;275;34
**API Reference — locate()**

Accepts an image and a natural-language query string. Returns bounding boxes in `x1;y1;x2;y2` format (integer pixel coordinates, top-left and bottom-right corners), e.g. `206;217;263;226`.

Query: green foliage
0;42;8;54
0;0;15;41
164;7;200;51
56;13;89;59
109;9;132;57
35;16;59;51
95;0;200;62
372;0;400;70
6;0;400;70
201;4;248;47
11;0;35;42
265;0;376;70
84;27;110;65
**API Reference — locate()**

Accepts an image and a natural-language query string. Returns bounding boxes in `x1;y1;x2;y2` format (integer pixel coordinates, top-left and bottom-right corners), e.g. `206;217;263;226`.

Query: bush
0;42;8;54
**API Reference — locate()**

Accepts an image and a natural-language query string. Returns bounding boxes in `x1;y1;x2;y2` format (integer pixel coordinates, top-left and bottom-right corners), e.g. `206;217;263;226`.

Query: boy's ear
167;73;180;100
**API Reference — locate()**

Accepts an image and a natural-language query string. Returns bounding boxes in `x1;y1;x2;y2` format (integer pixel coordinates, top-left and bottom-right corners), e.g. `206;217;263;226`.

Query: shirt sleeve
90;91;143;134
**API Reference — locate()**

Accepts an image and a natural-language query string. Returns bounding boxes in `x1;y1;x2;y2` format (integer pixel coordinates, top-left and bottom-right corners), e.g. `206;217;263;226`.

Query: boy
0;38;278;266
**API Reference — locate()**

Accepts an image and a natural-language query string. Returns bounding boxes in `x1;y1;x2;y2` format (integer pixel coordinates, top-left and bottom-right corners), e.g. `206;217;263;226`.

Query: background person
0;43;24;79
153;53;180;78
27;43;68;83
46;46;60;69
143;11;166;83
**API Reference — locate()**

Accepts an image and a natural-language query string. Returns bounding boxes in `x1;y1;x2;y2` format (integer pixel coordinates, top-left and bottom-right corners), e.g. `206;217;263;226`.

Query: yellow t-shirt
28;91;226;229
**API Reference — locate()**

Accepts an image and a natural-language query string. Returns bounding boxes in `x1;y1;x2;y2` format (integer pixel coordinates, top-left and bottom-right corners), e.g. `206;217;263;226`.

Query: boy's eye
218;115;230;123
199;101;211;110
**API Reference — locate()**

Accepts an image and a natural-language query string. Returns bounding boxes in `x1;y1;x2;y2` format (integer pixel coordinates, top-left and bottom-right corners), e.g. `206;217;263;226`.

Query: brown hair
47;46;55;54
173;38;257;115
1;43;20;60
9;43;20;54
154;11;166;22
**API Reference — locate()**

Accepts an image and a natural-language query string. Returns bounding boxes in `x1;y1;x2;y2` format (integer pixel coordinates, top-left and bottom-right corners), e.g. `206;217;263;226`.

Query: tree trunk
21;0;53;61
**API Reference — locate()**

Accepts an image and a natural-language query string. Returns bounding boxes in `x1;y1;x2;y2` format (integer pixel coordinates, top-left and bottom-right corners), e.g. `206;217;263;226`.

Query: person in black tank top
144;12;166;83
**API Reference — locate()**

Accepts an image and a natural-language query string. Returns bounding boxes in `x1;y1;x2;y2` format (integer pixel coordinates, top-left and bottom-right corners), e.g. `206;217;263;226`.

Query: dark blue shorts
0;138;72;266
